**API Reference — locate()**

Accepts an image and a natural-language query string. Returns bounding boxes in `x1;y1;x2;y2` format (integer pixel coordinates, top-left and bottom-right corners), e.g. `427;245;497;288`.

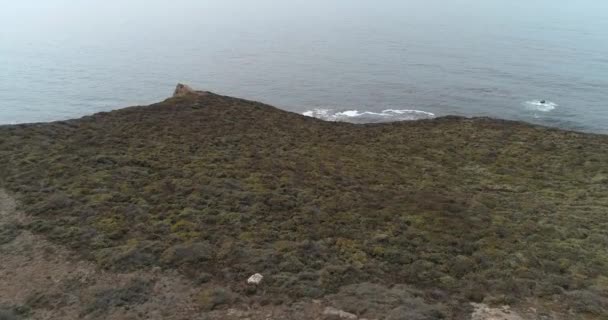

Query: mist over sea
1;0;607;133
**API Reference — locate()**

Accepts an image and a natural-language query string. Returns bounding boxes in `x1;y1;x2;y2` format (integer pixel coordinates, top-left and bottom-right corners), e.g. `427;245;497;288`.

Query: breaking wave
524;100;558;112
303;108;436;123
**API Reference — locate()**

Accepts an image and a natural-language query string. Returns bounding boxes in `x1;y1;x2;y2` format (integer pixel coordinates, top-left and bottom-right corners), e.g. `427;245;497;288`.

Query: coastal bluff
0;86;607;319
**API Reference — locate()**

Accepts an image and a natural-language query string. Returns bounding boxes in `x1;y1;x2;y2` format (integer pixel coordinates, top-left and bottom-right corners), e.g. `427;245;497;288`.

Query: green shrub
329;283;445;319
160;241;213;265
0;309;20;320
565;289;608;315
0;223;20;245
82;278;153;317
196;287;234;311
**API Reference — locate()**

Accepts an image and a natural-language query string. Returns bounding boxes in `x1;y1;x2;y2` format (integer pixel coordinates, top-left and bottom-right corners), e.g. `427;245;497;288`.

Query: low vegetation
1;92;607;318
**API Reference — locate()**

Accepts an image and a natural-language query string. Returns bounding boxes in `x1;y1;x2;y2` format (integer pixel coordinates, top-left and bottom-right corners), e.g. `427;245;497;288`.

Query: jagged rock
323;307;357;320
172;83;208;97
247;273;264;285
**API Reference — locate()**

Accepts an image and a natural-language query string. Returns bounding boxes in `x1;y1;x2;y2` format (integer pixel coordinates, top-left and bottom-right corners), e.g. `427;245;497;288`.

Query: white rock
471;303;524;320
323;307;357;320
247;273;264;285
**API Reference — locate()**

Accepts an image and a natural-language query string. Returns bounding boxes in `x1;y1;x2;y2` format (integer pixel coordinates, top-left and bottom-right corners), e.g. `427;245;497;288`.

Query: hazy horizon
2;0;608;132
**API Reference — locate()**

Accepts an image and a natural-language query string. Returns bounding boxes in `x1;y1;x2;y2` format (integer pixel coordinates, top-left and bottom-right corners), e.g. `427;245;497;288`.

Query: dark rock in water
540;100;546;104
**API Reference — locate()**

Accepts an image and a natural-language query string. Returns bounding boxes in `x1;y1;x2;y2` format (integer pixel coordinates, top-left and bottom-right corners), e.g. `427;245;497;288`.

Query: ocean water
1;0;608;133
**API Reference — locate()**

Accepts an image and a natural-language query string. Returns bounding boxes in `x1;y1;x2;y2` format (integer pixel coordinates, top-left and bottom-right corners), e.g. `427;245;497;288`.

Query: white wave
524;100;557;112
303;108;332;118
303;108;436;123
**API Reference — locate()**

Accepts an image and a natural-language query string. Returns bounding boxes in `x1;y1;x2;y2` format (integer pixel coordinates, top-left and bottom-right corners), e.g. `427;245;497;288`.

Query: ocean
1;0;607;133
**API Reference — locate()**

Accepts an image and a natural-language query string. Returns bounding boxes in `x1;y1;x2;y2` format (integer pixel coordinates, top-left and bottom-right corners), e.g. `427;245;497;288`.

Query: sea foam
303;108;435;123
524;100;558;112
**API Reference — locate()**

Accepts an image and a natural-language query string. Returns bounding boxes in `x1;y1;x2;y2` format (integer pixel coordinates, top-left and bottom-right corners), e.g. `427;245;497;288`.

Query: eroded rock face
172;83;208;97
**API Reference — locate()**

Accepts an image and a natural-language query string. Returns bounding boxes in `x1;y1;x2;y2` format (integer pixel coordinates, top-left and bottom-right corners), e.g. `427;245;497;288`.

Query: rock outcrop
173;83;209;97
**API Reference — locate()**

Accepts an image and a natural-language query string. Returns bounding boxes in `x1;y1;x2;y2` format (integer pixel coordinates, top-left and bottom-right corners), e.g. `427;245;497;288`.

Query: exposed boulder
247;273;264;285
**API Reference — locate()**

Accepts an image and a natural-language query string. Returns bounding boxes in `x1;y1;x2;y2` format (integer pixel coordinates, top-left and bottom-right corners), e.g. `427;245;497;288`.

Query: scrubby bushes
328;283;446;319
0;308;21;320
1;93;608;317
0;223;20;245
82;278;153;317
196;286;235;311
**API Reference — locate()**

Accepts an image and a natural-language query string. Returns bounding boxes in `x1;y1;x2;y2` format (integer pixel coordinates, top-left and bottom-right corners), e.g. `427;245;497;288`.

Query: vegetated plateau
1;87;607;319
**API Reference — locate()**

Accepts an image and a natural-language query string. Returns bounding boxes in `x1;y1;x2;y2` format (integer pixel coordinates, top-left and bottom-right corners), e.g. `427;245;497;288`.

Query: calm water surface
1;0;607;133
